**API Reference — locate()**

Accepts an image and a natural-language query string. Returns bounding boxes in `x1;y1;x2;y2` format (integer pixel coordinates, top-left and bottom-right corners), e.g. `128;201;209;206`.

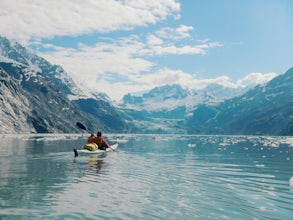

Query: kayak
74;143;118;157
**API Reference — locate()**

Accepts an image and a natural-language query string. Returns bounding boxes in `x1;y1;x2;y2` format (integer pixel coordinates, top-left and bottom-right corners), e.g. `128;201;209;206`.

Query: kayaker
88;134;95;143
93;131;110;150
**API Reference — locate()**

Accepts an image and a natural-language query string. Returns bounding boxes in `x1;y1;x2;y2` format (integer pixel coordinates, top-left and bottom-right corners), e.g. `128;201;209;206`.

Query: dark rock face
187;68;293;135
0;36;128;133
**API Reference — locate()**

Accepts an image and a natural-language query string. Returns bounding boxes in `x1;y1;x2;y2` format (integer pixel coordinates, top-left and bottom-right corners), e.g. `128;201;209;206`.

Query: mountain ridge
120;83;247;112
0;36;128;133
187;68;293;135
117;83;250;134
1;35;292;135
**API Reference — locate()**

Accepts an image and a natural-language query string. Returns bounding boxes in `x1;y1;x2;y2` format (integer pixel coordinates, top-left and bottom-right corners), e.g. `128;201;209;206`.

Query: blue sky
1;0;292;100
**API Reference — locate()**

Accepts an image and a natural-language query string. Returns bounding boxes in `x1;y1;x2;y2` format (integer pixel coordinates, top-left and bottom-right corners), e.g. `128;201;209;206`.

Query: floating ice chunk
116;139;129;143
290;177;293;187
282;137;293;147
187;143;196;148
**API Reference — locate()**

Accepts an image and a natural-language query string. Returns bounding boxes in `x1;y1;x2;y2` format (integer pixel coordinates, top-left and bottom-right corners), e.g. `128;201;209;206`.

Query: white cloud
37;25;222;100
147;35;163;46
189;72;278;90
0;0;180;45
237;72;278;86
41;36;153;71
1;0;249;101
40;39;235;100
134;68;194;86
130;70;279;95
148;43;221;56
156;25;193;40
143;26;222;56
40;39;154;95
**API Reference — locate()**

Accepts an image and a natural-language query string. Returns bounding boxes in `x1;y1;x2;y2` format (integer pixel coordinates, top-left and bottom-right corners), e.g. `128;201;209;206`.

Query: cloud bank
0;0;279;100
38;25;224;99
0;0;180;44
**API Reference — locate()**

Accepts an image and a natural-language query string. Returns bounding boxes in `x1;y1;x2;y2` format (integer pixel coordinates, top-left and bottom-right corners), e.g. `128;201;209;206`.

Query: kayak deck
74;143;118;157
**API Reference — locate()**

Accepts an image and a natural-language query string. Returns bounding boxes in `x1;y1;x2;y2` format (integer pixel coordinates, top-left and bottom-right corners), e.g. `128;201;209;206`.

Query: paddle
76;122;87;131
76;122;116;152
73;122;88;157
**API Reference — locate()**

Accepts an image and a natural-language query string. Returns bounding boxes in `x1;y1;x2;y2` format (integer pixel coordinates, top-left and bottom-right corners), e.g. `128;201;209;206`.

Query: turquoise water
0;134;293;219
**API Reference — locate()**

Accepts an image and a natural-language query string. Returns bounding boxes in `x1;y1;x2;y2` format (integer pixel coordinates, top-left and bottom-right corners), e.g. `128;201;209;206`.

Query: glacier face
117;83;248;134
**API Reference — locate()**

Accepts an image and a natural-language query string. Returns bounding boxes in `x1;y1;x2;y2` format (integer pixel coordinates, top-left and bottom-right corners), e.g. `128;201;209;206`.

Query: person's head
97;131;102;137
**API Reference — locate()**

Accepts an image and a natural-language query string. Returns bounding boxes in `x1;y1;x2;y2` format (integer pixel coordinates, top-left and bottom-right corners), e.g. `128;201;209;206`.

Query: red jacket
88;134;95;143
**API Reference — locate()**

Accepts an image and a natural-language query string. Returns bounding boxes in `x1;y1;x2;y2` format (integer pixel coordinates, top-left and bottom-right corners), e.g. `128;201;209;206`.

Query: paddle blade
73;149;78;157
76;122;87;131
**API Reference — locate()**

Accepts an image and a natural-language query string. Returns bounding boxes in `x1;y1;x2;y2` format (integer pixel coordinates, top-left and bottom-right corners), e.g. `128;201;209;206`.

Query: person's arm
102;138;110;148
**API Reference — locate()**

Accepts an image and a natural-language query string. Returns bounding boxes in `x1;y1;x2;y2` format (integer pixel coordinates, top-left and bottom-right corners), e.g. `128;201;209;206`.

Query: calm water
0;134;293;220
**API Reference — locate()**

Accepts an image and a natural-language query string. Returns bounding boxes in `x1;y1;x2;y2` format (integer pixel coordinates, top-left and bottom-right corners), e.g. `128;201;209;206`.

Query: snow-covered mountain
121;84;193;112
1;35;291;135
187;68;293;135
0;36;86;99
0;36;128;133
118;70;292;135
120;84;246;113
117;83;247;133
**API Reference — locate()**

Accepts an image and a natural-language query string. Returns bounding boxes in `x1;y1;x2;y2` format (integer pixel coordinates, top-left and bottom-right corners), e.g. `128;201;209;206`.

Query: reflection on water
0;134;293;219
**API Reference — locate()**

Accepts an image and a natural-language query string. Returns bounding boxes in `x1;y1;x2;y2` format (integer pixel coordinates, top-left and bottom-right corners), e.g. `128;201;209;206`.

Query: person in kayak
83;134;98;151
88;134;95;143
88;131;110;150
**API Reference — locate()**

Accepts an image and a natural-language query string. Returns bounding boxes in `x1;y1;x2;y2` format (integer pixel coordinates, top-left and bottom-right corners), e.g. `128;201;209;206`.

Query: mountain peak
143;84;190;100
120;82;246;112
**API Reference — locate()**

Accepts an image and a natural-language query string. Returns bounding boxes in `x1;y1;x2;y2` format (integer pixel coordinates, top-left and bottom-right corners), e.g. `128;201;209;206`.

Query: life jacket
94;137;109;149
94;137;104;147
88;135;95;143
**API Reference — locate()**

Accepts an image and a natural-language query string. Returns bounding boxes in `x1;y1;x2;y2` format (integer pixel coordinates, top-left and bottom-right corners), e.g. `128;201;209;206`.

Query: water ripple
1;135;293;219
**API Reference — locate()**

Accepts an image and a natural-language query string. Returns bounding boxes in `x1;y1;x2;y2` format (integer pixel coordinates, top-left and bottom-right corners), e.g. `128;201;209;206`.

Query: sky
1;0;293;100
